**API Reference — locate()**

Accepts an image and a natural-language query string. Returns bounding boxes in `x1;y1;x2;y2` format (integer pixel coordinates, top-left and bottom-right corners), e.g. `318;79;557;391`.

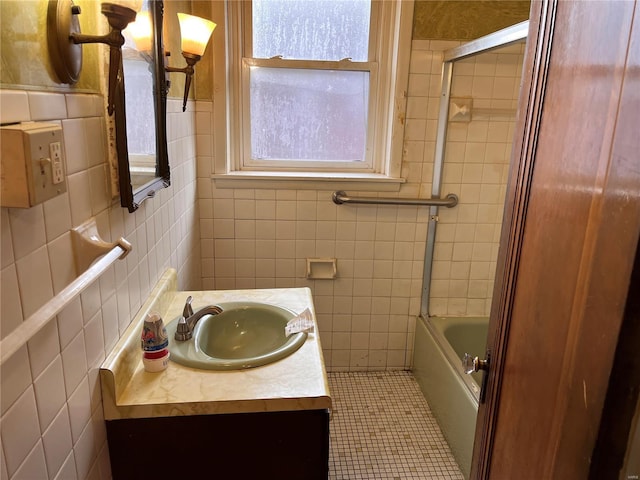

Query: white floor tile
328;371;463;480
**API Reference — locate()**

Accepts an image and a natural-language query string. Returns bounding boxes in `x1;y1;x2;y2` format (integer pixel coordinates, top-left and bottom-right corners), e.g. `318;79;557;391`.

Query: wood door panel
553;8;640;478
473;0;640;478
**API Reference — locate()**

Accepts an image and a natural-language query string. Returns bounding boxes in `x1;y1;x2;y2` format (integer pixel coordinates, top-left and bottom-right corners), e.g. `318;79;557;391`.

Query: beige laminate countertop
100;269;331;420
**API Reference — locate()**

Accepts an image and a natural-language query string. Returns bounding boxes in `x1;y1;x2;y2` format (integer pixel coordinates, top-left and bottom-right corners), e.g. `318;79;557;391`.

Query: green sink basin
165;302;308;370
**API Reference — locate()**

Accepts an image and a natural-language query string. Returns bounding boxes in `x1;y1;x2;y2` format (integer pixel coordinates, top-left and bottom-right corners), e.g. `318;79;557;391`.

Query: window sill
212;171;405;191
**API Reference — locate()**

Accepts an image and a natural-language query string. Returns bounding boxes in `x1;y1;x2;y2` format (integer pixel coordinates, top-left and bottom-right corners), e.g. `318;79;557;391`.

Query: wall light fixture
47;0;215;115
47;0;143;115
126;10;152;54
164;14;216;112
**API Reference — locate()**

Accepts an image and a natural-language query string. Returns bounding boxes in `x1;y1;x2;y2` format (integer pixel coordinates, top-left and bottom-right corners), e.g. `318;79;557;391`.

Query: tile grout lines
328;371;464;480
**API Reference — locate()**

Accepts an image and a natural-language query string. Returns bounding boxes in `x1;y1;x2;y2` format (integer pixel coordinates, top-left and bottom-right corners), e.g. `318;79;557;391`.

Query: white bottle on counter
140;312;170;372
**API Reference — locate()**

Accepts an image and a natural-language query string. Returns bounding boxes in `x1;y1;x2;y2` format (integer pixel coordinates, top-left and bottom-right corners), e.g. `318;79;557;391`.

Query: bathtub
412;316;489;479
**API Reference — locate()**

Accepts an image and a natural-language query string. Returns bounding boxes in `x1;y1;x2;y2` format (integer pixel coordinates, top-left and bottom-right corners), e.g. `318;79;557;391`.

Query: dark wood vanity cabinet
105;408;330;479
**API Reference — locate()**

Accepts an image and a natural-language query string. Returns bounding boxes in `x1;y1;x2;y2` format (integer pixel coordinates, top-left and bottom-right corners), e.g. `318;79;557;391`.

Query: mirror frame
116;0;170;213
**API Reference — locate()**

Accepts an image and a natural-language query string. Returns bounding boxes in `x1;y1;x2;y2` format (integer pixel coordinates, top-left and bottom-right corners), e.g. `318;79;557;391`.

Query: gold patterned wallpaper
163;0;190;101
0;0;102;92
191;0;215;101
413;1;531;40
1;1;530;96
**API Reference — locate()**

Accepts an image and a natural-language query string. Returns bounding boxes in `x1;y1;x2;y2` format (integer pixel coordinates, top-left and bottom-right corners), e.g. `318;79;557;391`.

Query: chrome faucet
174;296;223;341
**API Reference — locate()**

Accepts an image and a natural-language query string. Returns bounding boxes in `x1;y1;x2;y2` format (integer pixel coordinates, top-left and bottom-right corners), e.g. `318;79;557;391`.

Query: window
215;0;414;186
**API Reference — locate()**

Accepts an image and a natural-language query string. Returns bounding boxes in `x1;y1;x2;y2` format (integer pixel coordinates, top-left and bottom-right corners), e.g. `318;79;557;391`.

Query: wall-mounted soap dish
306;258;337;280
449;97;473;123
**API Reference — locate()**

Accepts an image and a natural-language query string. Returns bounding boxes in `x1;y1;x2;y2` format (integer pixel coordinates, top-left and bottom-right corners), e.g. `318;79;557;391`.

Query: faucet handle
183;295;194;319
175;317;192;341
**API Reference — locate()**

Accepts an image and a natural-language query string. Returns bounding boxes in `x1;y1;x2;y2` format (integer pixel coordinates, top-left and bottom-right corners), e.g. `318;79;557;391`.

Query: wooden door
472;0;640;478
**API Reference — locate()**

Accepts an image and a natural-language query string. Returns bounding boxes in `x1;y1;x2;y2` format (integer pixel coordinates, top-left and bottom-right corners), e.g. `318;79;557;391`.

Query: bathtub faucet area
174;295;224;341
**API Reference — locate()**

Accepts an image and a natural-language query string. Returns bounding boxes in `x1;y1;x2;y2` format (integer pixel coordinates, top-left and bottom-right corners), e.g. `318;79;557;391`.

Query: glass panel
428;42;525;317
250;67;369;162
252;0;371;61
122;5;157;189
122;56;156;156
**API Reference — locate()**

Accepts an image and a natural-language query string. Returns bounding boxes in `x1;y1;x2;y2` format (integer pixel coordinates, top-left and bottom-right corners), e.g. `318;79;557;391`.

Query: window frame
213;0;414;189
240;0;379;172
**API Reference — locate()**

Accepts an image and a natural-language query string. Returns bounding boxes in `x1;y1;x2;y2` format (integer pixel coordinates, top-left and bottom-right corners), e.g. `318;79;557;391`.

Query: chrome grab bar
332;191;458;208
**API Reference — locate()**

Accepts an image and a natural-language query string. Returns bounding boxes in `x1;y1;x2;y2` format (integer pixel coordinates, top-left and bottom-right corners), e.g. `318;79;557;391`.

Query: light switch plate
1;122;67;208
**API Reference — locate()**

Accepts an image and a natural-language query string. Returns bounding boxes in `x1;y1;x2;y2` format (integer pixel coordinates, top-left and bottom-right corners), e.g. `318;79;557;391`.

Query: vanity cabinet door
105;409;330;479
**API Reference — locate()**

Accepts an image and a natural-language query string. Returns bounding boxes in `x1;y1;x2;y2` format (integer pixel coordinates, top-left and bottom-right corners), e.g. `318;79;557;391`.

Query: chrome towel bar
332;191;458;208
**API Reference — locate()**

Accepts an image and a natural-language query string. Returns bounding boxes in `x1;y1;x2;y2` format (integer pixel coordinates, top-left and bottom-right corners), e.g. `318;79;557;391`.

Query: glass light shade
177;13;216;56
109;0;143;12
128;11;152;51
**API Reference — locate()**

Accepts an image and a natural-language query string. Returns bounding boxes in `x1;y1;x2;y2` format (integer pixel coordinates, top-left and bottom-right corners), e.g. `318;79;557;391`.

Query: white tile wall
0;91;201;479
42;407;73;477
196;39;523;371
1;387;41;477
198;172;428;370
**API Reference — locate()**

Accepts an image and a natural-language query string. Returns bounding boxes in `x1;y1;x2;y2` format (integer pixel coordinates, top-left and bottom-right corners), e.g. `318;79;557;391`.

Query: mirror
117;0;169;213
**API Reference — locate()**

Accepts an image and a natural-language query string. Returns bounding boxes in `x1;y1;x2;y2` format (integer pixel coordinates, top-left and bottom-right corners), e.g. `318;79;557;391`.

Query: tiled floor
328;371;464;480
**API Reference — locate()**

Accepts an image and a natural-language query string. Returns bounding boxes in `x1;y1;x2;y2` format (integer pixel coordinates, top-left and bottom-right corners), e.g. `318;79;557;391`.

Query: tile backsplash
0;91;200;479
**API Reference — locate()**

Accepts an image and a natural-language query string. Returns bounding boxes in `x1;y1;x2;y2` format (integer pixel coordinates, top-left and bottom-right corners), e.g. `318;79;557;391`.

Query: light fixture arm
162;12;215;112
165;52;201;112
72;31;124;116
69;3;137;116
47;1;137;116
49;1;213;117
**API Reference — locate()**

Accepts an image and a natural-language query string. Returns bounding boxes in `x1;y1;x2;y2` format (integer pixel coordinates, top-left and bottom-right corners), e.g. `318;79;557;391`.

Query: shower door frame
421;20;529;318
